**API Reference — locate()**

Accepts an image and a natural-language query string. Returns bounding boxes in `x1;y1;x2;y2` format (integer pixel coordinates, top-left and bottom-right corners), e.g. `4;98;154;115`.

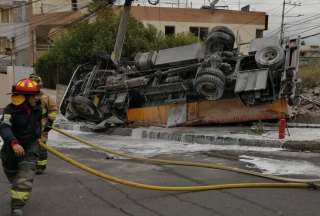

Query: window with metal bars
189;26;208;40
71;0;78;11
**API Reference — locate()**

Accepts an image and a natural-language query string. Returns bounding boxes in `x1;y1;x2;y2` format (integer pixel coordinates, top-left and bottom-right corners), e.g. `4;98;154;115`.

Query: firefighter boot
36;135;48;175
11;209;23;216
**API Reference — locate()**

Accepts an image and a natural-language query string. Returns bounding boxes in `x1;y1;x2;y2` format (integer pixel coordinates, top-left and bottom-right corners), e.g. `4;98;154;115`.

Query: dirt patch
290;63;320;123
299;63;320;88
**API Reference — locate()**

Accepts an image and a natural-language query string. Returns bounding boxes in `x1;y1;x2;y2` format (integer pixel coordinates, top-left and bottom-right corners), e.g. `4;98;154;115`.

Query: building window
256;29;263;38
0;37;11;54
0;9;10;23
13;5;25;23
190;27;209;40
71;0;78;11
165;26;175;36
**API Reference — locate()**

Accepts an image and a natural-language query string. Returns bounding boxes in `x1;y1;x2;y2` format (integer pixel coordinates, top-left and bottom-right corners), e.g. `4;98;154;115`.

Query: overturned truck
60;26;300;128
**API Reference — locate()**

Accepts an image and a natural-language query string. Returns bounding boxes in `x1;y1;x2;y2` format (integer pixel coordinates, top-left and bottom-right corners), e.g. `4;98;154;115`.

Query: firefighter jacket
40;93;57;132
0;102;42;146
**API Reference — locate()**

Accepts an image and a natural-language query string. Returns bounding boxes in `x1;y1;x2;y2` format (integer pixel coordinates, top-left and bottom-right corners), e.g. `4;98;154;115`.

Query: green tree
35;5;198;88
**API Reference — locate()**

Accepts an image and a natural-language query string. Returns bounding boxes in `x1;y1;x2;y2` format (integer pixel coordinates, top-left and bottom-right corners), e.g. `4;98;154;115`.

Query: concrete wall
0;71;14;108
0;66;34;108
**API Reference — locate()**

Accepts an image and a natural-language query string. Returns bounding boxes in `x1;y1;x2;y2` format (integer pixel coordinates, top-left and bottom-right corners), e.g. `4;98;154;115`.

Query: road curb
134;128;320;151
137;128;283;147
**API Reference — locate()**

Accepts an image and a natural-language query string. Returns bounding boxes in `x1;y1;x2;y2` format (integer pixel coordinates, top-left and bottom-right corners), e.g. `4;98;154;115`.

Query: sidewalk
53;116;320;151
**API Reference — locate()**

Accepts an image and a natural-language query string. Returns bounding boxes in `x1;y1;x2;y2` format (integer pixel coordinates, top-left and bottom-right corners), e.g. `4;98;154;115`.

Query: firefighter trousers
1;141;39;210
37;132;48;172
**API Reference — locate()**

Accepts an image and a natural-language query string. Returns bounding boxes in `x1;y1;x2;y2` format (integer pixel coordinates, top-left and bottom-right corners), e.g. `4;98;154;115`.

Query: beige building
128;6;268;53
30;4;268;63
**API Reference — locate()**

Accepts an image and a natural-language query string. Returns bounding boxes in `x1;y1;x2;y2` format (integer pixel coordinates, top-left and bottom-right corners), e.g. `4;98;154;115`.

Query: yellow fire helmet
11;95;26;106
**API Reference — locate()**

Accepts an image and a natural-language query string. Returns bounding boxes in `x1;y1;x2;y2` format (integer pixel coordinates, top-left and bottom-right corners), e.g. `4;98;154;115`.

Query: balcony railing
37;43;53;51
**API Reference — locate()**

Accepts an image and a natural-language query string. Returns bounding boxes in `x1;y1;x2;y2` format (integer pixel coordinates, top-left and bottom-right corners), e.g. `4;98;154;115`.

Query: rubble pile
292;85;320;123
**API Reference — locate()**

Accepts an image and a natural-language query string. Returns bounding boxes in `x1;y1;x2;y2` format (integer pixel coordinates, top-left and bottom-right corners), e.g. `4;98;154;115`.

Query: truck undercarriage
59;26;300;128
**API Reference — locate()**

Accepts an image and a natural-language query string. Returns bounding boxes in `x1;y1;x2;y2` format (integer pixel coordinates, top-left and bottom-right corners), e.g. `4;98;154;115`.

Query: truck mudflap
127;98;288;127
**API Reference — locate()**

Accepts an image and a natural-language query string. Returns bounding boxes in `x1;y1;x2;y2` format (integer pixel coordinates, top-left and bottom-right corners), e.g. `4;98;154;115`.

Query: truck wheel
194;74;225;100
70;96;102;122
255;45;285;68
196;67;226;83
206;31;235;53
208;26;235;42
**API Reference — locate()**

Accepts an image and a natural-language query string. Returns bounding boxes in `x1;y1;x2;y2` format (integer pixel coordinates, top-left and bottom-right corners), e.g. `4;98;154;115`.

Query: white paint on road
240;155;320;177
48;130;281;156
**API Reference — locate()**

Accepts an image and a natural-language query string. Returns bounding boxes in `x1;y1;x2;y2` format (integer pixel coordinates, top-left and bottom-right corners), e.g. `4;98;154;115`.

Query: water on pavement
46;129;320;178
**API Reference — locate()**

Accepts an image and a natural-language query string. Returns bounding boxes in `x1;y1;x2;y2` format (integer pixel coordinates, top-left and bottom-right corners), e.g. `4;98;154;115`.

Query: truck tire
70;96;102;122
206;31;235;53
196;67;226;83
208;26;235;42
194;74;225;100
255;45;285;68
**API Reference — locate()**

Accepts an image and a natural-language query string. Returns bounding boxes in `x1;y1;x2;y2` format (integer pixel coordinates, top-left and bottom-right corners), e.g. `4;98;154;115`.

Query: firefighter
29;74;57;174
0;78;42;216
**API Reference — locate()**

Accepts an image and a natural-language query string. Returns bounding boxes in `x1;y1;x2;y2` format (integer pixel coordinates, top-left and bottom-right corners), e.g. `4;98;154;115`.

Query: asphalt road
1;147;320;216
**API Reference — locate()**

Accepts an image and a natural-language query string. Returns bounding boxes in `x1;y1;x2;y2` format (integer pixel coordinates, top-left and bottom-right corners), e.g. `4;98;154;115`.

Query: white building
0;1;34;108
0;0;30;70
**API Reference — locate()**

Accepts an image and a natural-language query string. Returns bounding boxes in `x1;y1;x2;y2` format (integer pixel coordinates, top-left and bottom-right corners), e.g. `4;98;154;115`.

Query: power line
285;13;320;29
0;3;92;54
0;5;94;61
286;23;320;32
48;6;106;38
232;5;281;42
0;2;110;61
287;24;320;39
0;3;91;36
280;1;302;45
301;32;320;40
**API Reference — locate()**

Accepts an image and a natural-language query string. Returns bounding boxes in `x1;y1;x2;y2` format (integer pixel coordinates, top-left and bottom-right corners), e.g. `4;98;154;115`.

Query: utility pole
40;0;44;14
11;37;15;83
280;0;302;45
111;0;133;66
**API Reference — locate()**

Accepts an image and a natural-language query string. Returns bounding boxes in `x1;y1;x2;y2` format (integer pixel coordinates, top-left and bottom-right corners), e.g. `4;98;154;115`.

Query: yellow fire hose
40;141;314;191
52;127;320;184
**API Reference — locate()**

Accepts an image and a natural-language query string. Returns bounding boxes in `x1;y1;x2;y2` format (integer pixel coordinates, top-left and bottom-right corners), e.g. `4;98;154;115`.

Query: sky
133;0;320;44
214;0;320;43
197;0;320;43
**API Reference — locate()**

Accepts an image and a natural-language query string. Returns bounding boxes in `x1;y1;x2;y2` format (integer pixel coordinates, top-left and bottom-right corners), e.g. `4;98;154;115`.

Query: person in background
0;78;42;216
29;74;57;174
